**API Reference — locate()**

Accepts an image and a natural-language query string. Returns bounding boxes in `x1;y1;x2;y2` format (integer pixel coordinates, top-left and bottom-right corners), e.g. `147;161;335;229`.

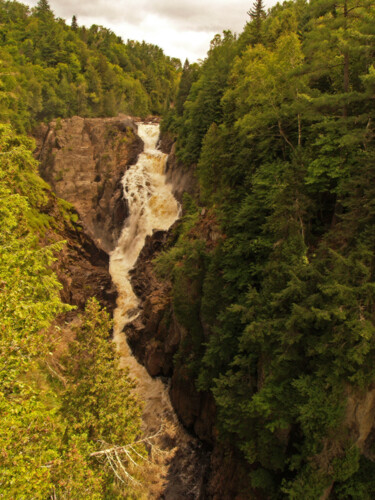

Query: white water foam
109;123;180;429
109;123;207;498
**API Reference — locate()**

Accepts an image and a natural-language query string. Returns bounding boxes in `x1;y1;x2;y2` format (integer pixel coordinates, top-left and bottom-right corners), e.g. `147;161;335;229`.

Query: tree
71;14;78;31
175;59;199;115
34;0;53;20
61;299;142;445
247;0;266;41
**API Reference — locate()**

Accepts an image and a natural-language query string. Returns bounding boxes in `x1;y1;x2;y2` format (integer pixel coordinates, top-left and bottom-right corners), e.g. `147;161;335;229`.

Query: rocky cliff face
159;132;198;203
39;188;116;313
346;386;375;459
127;226;252;499
127;218;217;441
36;115;143;253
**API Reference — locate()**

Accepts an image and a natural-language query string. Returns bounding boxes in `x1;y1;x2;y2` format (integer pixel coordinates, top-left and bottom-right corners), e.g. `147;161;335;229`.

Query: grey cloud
144;0;249;32
30;0;250;34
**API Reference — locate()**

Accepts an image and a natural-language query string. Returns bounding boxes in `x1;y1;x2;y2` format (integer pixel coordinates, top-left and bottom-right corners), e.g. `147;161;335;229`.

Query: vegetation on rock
0;100;144;498
160;0;375;497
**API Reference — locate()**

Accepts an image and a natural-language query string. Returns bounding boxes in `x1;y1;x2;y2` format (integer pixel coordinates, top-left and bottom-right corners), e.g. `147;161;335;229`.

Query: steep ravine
127;134;253;499
37;118;210;499
127;214;252;500
109;123;210;498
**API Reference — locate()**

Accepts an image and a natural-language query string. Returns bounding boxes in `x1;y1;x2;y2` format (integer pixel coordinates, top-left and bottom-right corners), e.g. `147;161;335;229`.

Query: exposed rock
36;115;143;253
127;230;178;377
39;188;116;313
170;366;216;445
205;446;254;500
53;223;116;313
345;386;375;459
158;130;175;154
162;141;198;204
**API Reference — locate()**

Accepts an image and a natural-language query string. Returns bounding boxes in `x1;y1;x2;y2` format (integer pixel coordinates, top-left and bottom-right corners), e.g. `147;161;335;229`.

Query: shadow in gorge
159;425;211;500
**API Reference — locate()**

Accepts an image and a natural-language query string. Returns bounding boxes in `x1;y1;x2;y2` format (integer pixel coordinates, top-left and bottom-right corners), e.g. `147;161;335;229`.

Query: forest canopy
160;0;375;497
0;0;180;132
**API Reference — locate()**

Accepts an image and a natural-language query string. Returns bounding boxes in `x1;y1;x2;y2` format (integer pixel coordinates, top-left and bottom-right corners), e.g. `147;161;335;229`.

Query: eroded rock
36;115;143;253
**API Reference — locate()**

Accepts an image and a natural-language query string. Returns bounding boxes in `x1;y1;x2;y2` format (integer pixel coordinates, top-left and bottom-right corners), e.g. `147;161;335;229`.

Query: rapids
109;123;207;498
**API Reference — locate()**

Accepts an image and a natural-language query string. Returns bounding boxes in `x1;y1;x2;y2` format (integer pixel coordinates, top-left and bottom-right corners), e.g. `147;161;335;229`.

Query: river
109;123;207;498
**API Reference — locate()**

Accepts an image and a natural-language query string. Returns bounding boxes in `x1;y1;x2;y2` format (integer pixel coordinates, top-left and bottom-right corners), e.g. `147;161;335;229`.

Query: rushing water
109;124;206;498
110;123;179;350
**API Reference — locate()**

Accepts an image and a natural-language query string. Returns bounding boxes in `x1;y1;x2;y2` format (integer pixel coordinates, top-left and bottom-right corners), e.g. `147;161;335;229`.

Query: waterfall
110;123;179;353
109;122;180;424
109;124;205;497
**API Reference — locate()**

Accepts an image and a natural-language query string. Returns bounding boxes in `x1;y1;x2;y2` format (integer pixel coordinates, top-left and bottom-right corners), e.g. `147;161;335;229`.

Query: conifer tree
175;59;199;115
71;14;78;31
34;0;53;19
247;0;266;42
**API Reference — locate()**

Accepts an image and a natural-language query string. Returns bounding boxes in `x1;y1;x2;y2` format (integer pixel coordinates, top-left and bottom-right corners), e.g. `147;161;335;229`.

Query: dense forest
0;0;180;132
2;0;375;497
0;0;179;497
160;0;375;497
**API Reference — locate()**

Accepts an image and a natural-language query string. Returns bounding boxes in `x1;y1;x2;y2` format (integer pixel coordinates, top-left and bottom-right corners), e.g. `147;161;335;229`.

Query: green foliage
0;125;144;497
334;455;375;499
160;0;375;496
61;298;141;445
0;0;180;131
0;126;70;497
175;59;200;116
175;31;237;165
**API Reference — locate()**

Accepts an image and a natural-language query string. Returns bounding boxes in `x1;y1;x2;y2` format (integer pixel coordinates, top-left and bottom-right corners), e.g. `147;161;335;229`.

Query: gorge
3;0;375;497
37;117;212;498
109;122;207;498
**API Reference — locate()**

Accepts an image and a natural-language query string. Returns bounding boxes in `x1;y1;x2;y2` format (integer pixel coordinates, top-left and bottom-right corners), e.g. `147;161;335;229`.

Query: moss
57;198;80;228
27;209;52;235
55;117;62;131
54;170;63;182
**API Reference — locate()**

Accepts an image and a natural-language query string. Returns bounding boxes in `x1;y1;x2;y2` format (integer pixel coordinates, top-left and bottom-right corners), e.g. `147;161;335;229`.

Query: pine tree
175;59;199;115
34;0;53;19
247;0;266;42
71;14;78;31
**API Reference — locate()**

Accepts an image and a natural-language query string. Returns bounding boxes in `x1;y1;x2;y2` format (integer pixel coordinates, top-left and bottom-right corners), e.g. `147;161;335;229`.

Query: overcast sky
22;0;278;62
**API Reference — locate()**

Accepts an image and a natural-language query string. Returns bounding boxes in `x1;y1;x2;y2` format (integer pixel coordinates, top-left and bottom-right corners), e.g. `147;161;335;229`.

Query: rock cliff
36;115;143;253
39;188;116;313
159;132;198;203
37;120;251;498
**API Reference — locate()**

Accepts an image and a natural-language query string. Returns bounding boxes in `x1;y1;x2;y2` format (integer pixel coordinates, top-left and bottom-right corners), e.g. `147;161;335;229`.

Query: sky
22;0;278;62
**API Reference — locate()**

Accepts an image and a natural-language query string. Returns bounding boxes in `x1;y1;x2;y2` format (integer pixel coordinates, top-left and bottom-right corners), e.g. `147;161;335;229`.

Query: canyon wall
37;185;116;314
159;132;198;203
36;115;143;253
36;119;252;498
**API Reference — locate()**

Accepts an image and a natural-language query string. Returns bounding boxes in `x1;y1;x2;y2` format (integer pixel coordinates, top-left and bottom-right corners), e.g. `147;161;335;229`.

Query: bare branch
90;427;164;458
